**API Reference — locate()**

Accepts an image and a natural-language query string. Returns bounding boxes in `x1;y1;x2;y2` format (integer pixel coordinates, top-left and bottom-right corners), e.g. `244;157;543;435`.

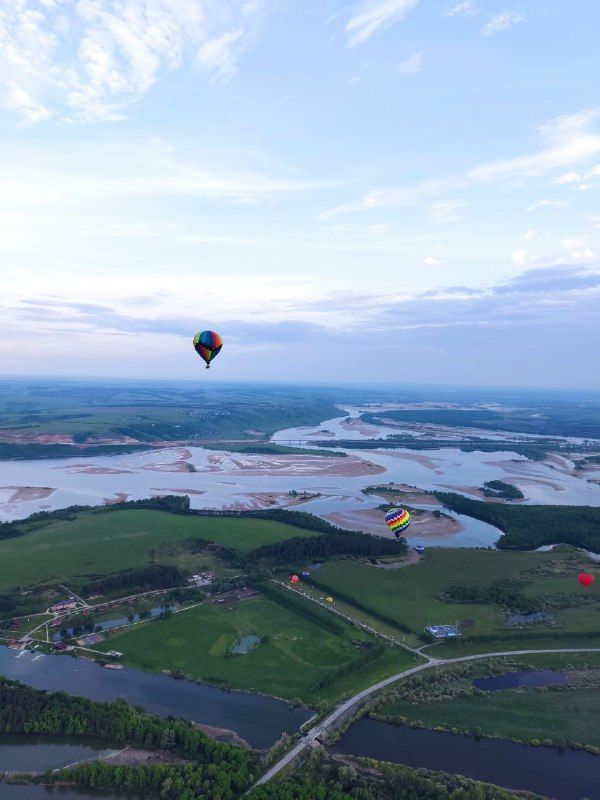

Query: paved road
251;646;600;789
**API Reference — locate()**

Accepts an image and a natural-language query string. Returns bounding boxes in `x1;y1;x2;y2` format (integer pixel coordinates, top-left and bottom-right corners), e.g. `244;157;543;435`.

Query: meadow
96;594;418;704
306;549;600;645
0;508;321;594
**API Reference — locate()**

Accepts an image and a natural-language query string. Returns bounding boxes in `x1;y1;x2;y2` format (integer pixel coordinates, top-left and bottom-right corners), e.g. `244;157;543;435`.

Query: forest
434;492;600;550
246;532;407;564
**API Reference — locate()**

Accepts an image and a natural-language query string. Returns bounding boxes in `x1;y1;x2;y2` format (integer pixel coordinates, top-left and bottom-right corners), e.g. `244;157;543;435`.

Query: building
425;624;461;639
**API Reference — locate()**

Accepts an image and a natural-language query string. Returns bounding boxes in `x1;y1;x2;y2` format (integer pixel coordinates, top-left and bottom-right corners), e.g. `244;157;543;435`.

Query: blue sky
1;0;599;386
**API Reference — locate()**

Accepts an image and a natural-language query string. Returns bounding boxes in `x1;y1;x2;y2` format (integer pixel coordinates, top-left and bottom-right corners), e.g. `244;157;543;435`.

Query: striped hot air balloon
385;507;411;539
193;330;223;369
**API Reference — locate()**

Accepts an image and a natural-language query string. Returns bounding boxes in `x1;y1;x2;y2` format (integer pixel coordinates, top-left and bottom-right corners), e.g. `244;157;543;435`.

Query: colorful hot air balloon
290;575;300;585
578;573;595;588
301;571;310;578
385;507;411;539
193;330;223;369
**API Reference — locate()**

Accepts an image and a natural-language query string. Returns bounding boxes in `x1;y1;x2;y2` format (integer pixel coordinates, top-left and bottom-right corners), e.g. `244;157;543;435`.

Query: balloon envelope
290;575;300;584
578;573;595;587
193;330;223;368
385;507;411;534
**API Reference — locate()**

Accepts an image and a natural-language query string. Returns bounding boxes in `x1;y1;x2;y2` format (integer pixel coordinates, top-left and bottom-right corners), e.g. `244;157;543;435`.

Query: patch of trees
0;443;151;460
250;756;540;800
440;580;539;614
314;643;386;690
441;630;600;645
481;480;524;500
0;594;17;613
435;491;600;551
81;565;186;596
247;532;407;565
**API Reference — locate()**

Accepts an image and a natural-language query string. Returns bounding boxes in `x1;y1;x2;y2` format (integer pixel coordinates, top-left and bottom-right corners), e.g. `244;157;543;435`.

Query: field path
249;646;600;791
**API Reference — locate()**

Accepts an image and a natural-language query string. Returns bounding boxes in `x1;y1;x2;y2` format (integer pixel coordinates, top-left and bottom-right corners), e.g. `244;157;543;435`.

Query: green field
96;595;418;703
377;674;600;748
0;509;320;593
307;549;600;641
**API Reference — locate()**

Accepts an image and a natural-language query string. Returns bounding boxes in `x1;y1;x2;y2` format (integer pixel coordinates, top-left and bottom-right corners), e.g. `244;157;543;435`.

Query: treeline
0;678;254;796
247;532;407;564
81;564;186;596
435;492;600;551
314;435;552;461
308;578;414;636
259;582;345;635
440;629;600;645
0;442;150;460
250;756;542;800
313;643;386;689
440;580;539;614
44;760;250;800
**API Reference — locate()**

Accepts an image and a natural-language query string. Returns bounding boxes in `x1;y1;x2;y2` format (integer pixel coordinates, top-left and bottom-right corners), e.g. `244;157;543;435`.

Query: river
331;717;600;800
1;409;598;547
0;647;310;750
0;736;116;771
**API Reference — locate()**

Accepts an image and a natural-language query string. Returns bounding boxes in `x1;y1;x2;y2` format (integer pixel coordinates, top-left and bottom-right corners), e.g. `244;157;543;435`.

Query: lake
332;717;600;800
0;646;310;749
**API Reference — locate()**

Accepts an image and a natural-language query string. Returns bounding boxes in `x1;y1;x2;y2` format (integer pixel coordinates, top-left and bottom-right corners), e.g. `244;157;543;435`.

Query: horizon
1;1;599;387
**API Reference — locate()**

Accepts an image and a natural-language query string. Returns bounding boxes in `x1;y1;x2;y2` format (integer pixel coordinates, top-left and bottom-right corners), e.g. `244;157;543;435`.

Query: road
251;646;600;789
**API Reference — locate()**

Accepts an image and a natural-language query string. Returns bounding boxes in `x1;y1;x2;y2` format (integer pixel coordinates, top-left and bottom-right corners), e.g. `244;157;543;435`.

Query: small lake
0;646;310;749
474;669;568;691
332;718;600;800
0;788;123;800
0;736;116;771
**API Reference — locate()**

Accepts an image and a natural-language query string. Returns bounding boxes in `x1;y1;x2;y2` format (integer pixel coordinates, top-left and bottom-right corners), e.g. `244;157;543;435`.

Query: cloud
396;52;423;74
511;250;530;267
345;0;420;47
527;199;570;211
322;109;600;218
423;256;440;266
429;198;464;222
0;0;264;124
444;1;478;18
481;10;525;36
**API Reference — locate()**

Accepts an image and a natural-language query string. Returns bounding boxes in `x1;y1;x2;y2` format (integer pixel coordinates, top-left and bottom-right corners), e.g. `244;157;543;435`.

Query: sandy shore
151;487;207;495
104;492;130;504
371;450;444;474
325;507;463;538
2;486;56;503
142;449;194;473
205;452;386;477
225;491;320;510
339;418;381;437
196;722;251;747
364;484;439;506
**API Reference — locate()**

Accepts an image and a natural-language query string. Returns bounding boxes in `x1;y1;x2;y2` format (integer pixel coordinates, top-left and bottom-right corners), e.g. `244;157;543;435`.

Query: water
474;669;568;691
53;606;174;641
0;646;310;749
0;788;122;800
230;635;261;654
0;736;115;771
1;409;598;532
332;717;600;800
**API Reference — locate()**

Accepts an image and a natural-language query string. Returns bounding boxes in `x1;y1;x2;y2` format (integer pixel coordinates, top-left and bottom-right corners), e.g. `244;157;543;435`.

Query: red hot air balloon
578;573;595;588
290;575;300;585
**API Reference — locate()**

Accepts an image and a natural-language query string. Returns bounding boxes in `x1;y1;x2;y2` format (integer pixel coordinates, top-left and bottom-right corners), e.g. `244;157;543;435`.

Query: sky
0;0;599;387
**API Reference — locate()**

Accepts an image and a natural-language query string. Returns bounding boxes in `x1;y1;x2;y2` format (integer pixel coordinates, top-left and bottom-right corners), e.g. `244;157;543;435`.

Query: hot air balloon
578;573;595;588
325;596;334;603
193;330;223;369
385;507;411;539
301;571;310;578
290;575;300;585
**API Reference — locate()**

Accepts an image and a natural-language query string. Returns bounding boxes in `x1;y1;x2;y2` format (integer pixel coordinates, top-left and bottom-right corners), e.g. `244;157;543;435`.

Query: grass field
0;509;320;593
378;680;600;748
96;595;418;703
307;549;600;640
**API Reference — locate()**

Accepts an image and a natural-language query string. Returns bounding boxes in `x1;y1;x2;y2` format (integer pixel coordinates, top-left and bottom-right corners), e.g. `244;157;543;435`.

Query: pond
332;717;600;800
0;646;310;749
230;635;261;655
474;669;568;691
0;736;116;772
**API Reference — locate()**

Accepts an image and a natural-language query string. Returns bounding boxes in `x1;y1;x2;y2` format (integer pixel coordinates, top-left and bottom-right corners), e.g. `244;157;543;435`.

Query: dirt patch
105;745;188;765
325;507;463;538
371;450;444;474
339;418;381;437
225;491;320;510
150;487;207;496
195;723;251;747
104;492;130;504
365;484;439;506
